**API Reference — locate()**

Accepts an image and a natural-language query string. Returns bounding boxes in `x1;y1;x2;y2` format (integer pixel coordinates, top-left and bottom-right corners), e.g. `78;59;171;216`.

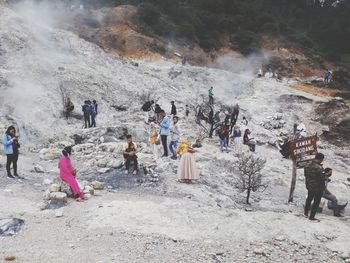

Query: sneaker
303;212;308;218
7;174;15;179
132;170;138;175
334;213;343;217
124;170;129;175
309;217;320;222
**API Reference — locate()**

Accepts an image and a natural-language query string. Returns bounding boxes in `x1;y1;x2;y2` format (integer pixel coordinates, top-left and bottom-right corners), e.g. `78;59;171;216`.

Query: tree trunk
288;160;297;202
209;123;214;138
246;188;251;204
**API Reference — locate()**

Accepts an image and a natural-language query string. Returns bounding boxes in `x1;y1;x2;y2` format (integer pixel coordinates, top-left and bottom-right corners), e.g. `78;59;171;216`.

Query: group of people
304;153;347;220
141;100;199;182
82;100;98;128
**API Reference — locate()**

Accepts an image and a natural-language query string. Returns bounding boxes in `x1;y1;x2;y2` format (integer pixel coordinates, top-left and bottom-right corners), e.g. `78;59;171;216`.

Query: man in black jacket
304;153;326;221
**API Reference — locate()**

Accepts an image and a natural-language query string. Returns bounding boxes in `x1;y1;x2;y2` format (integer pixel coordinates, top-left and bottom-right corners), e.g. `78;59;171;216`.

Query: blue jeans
219;138;227;151
169;140;179;156
323;192;338;210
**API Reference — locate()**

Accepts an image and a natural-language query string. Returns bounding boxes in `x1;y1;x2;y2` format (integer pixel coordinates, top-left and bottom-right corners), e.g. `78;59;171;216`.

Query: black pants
305;190;323;219
209;96;214;105
90;114;96;127
84;114;91;128
6;154;18;175
125;156;138;171
161;135;168;156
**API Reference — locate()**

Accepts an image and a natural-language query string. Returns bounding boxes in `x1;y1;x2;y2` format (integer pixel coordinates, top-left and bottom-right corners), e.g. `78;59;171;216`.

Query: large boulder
49;192;68;202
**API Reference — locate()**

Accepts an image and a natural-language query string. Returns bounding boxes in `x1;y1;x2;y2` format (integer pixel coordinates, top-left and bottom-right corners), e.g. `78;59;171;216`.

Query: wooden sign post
288;135;317;203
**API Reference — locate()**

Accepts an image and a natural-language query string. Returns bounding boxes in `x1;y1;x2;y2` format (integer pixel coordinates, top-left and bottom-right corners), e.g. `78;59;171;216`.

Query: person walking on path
304;153;327;221
208;87;214;105
170;101;177;116
123;135;139;175
169;116;181;159
2;126;20;178
159;110;171;157
59;146;86;201
176;139;199;183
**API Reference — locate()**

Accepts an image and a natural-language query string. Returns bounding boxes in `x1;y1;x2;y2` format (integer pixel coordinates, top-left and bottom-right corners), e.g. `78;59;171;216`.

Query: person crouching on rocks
176;139;199;183
123;135;138;175
59;146;86;201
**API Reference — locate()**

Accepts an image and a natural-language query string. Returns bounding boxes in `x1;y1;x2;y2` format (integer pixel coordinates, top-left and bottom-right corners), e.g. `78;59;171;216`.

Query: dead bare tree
235;154;267;204
194;95;231;138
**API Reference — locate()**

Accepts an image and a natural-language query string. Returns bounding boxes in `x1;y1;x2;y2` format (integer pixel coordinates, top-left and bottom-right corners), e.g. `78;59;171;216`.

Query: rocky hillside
1;2;350;263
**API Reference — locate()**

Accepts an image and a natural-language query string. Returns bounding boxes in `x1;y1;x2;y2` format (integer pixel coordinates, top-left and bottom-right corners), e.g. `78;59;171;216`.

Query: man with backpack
82;100;91;128
141;100;154;123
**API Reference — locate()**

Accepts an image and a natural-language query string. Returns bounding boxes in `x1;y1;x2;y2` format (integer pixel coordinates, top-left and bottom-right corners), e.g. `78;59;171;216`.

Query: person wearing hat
59;146;86;201
170;101;177;116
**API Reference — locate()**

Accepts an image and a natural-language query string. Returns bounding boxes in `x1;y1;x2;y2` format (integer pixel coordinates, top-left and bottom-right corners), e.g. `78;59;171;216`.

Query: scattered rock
0;218;25;236
33;164;45;173
253;247;266;256
43;179;52;185
83;185;94;195
55;208;64;218
245;207;253;212
48;184;61;193
49;192;67;202
43;200;66;210
91;181;105;190
4;255;16;261
275;235;286;241
98;168;110;174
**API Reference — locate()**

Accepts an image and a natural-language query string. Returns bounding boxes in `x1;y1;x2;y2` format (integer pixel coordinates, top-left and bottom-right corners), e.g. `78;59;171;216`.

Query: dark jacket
304;161;326;192
171;104;177;115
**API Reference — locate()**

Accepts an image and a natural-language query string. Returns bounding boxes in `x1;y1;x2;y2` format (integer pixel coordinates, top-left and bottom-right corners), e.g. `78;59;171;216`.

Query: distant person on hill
208;87;214;105
90;99;97;127
240;116;248;134
218;125;229;152
141;100;154;124
2;126;20;179
59;146;86;201
243;129;256;152
159;110;171;157
323;168;348;217
232;125;242;155
176;139;199;183
185;104;190;117
181;56;187;65
154;103;162;122
304;153;326;221
169;116;181;160
123;135;138;175
63;97;74;120
324;69;332;84
82;100;91;128
170;101;177;116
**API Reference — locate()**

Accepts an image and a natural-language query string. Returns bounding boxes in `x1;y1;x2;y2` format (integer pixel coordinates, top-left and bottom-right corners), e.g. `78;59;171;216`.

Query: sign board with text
289;136;318;168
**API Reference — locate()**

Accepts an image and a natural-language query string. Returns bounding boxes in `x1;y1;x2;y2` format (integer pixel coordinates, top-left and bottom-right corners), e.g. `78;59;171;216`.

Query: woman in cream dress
176;139;199;182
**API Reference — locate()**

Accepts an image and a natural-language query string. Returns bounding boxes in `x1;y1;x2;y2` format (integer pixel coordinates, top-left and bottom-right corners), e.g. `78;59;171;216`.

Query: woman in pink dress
59;146;85;201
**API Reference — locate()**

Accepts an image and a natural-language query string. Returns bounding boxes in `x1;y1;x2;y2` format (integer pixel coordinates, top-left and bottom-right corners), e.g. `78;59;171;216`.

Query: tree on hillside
194;96;231;138
235;154;267;205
